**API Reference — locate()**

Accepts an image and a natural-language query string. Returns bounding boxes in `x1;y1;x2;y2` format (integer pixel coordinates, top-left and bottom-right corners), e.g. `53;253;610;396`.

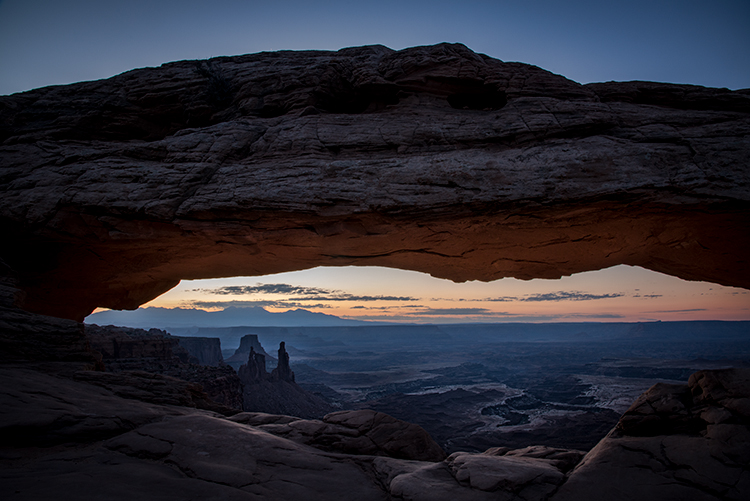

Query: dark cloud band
192;283;416;302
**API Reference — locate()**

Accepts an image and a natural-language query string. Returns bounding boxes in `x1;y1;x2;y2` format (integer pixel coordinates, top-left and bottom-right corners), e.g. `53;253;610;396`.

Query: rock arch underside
1;42;749;321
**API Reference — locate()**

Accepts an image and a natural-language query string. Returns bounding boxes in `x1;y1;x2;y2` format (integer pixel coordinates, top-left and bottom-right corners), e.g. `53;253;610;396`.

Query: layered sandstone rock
174;336;224;366
229;409;447;462
4;364;745;500
85;323;243;410
0;43;747;320
554;368;750;500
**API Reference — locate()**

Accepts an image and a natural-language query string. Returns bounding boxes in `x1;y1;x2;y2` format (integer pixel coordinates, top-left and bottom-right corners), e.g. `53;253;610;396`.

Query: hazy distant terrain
164;321;750;453
87;306;375;328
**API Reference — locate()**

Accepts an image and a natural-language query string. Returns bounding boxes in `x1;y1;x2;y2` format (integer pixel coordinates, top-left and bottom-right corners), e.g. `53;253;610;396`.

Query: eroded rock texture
174;336;224;366
85;324;243;410
3;365;747;500
1;43;748;320
229;409;447;462
554;368;750;500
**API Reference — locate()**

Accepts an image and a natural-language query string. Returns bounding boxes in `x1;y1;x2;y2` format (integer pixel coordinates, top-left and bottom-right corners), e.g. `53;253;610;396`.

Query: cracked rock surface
0;43;748;320
229;409;447;462
2;360;748;500
553;368;750;501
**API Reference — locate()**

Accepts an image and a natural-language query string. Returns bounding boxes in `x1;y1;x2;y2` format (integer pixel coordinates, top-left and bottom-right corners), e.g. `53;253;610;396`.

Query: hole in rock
447;88;507;110
87;265;750;453
314;84;400;114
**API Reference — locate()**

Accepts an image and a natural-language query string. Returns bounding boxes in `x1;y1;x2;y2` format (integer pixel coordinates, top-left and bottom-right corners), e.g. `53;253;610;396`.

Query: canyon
1;43;749;499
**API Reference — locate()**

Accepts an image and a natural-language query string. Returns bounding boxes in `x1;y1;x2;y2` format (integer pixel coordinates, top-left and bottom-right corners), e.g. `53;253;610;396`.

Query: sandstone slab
3;362;749;500
553;368;750;501
230;408;446;461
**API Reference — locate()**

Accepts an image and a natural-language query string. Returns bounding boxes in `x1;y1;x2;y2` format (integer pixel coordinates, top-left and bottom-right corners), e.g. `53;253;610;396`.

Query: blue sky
1;0;749;95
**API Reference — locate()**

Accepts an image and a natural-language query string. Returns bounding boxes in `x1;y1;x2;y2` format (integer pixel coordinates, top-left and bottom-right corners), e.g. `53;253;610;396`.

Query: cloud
648;308;707;313
560;313;625;319
184;300;280;308
408;307;497;316
438;291;626;303
394;307;523;316
192;284;329;296
183;300;332;309
518;291;625;302
193;283;417;302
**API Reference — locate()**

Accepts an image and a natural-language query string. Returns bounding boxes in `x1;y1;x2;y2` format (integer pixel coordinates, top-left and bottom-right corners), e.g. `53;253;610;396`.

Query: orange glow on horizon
120;265;750;324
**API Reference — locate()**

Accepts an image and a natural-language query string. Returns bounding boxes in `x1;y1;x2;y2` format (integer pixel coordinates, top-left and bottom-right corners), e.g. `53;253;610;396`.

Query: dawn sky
137;265;750;323
3;1;749;322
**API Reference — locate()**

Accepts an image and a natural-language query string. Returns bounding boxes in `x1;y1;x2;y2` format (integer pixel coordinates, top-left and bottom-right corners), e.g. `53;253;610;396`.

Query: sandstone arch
1;43;748;321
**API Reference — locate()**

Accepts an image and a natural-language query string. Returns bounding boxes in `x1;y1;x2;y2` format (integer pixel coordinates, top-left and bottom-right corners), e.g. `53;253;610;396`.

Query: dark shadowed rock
174;336;224;366
225;334;270;370
69;369;236;415
86;324;189;363
270;341;294;382
241;379;332;419
484;445;586;474
85;323;243;410
553;368;750;501
0;268;101;370
231;409;447;462
0;367;190;446
237;341;331;418
2;356;749;500
0;44;747;320
237;346;268;383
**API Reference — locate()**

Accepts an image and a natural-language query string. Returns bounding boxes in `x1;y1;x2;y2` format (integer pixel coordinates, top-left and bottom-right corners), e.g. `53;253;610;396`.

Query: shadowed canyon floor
176;322;750;454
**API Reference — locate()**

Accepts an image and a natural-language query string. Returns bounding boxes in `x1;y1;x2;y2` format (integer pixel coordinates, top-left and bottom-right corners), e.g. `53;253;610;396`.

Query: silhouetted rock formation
86;324;193;366
173;336;224;366
1;44;748;320
224;334;270;371
240;379;335;419
238;341;332;418
85;324;243;410
270;341;294;382
237;347;267;384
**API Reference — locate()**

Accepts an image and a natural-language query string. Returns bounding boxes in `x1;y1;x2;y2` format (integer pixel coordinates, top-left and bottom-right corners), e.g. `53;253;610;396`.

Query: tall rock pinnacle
270;342;295;383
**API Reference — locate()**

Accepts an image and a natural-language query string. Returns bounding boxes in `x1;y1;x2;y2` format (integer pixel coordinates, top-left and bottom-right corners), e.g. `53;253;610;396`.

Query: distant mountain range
86;306;376;329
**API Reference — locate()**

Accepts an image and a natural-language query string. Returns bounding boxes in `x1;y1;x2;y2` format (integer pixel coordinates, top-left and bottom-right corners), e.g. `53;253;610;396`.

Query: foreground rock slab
230;409;447;462
1;43;748;319
2;363;749;500
554;368;750;501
